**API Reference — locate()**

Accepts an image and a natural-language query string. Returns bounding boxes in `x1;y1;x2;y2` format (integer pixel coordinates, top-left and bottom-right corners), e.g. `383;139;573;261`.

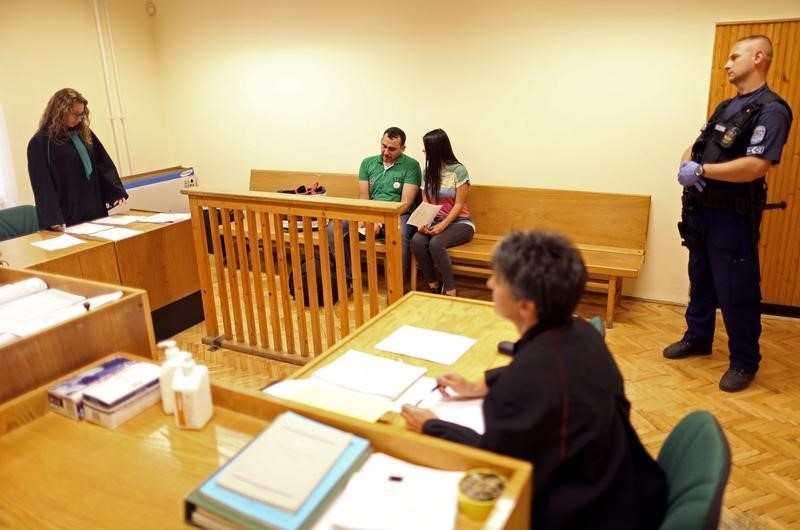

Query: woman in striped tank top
411;129;475;297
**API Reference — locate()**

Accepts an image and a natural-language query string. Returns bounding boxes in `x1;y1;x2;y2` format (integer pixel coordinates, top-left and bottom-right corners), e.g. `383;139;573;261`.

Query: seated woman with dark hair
402;230;666;530
411;128;474;296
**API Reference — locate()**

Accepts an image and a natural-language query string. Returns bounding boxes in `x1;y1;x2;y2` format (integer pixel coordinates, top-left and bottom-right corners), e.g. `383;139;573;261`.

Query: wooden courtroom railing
183;188;406;364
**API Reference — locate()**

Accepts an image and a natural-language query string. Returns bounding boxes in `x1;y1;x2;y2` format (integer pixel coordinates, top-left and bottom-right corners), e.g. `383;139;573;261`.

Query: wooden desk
0;214;202;339
0;268;156;403
0;231;120;284
290;292;518;424
107;214;200;311
0;355;532;529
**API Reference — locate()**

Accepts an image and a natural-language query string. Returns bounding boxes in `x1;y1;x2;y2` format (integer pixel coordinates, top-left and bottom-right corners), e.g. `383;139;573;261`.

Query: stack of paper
0;284;85;338
185;411;371;530
311;350;427;400
313;453;461;530
0;278;123;345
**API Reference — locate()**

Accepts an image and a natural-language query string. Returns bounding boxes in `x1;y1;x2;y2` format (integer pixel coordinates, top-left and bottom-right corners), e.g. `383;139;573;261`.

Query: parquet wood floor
172;276;800;529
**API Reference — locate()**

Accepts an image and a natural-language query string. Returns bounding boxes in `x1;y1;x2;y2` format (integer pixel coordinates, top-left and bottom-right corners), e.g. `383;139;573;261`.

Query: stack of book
81;362;162;429
48;356;135;420
185;411;371;530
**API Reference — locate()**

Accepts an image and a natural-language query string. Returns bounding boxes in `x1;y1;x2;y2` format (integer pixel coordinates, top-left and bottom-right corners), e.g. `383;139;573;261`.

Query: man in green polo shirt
328;127;422;287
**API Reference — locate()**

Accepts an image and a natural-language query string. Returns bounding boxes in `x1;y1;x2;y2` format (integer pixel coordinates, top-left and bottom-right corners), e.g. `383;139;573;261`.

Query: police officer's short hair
383;127;406;146
737;35;774;68
492;230;587;326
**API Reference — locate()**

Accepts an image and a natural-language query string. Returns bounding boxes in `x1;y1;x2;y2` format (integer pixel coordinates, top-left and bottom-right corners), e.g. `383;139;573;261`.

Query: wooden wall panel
710;20;800;307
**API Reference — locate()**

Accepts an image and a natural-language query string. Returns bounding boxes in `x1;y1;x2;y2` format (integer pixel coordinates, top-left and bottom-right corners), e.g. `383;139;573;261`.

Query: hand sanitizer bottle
160;347;191;414
172;360;213;430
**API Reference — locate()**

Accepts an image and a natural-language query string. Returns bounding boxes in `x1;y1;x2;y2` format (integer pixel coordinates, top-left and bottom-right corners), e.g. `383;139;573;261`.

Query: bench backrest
250;171;650;252
250;169;360;198
467;185;651;252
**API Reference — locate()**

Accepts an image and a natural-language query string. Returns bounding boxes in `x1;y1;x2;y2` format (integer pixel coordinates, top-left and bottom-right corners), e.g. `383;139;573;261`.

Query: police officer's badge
751;125;766;144
720;126;739;148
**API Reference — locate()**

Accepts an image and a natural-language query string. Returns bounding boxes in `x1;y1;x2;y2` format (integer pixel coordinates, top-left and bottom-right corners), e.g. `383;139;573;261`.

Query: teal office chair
658;410;731;530
0;205;38;242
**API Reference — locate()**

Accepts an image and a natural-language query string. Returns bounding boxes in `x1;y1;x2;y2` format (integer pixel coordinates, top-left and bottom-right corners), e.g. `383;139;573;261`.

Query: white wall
2;0;798;303
151;0;799;303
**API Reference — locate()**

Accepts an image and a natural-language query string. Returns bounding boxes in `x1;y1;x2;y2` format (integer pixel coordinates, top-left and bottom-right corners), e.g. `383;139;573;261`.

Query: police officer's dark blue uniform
665;35;792;392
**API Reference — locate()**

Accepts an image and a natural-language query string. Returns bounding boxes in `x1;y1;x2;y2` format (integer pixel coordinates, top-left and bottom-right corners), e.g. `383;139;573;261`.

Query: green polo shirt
358;153;422;202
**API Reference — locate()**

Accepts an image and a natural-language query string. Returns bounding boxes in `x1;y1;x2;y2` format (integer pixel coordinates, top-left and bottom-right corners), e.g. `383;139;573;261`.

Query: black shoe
719;368;755;392
663;340;711;359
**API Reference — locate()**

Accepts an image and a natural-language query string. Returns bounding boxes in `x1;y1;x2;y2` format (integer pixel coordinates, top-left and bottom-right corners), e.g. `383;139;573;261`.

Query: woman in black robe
402;231;666;529
27;88;127;230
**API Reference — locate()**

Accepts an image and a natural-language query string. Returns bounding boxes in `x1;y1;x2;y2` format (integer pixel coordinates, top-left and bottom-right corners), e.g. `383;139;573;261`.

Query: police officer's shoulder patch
747;145;766;156
750;125;766;144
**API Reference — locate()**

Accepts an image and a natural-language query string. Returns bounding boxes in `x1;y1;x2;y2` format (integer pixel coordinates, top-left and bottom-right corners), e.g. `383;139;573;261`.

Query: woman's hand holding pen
435;373;488;399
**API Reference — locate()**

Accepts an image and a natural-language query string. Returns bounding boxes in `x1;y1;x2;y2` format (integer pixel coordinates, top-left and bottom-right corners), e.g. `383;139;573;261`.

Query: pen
413;383;440;406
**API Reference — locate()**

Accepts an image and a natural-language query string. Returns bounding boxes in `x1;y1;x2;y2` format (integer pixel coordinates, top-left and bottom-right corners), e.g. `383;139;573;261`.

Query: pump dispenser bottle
172;360;213;429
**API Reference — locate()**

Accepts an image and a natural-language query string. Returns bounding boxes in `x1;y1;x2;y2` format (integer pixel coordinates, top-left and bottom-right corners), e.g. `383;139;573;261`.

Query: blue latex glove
678;161;706;192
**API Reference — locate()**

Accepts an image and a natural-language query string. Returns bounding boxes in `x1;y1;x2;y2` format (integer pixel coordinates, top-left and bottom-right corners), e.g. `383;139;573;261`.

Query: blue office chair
0;205;38;242
658;410;731;530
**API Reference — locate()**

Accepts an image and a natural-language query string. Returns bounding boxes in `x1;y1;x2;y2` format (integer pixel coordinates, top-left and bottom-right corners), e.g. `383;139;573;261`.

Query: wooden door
709;20;800;308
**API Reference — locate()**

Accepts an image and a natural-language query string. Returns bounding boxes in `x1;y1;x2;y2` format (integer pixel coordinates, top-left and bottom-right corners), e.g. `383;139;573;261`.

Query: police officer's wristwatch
694;164;705;178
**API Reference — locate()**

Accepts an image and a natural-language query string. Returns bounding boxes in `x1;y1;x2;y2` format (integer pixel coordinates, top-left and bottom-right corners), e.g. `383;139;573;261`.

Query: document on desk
141;212;191;223
216;411;353;512
0;288;85;334
406;202;443;228
0;278;48;305
264;379;391;423
374;324;477;365
30;233;86;251
311;350;427;400
91;227;142;241
313;452;461;530
93;214;143;226
418;390;486;435
64;222;113;235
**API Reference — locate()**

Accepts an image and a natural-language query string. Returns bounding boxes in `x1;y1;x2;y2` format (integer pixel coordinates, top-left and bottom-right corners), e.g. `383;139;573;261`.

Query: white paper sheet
374;325;477;365
7;302;88;338
311;350;427;400
0;278;48;305
93;215;143;226
313;453;461;530
406;202;443;228
84;290;124;310
418;391;485;435
141;212;191;223
0;288;86;333
91;227;142;241
264;379;391;423
388;376;439;413
64;222;114;235
30;234;86;250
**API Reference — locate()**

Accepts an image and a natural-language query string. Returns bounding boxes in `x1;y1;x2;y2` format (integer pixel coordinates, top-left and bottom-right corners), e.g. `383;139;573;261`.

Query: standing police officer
664;35;793;392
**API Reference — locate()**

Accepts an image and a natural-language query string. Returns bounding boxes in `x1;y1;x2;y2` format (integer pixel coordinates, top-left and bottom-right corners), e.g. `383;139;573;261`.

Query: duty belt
687;187;750;212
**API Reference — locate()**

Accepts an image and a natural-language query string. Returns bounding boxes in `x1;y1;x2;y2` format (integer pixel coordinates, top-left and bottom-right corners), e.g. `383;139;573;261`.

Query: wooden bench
432;185;651;327
250;170;651;326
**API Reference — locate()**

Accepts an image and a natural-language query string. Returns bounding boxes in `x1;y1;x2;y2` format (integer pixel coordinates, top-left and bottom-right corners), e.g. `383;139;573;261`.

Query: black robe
424;318;667;530
27;129;128;229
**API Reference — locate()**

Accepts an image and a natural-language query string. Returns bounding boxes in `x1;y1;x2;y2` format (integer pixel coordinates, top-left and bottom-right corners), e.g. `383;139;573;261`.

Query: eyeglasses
69;110;86;119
